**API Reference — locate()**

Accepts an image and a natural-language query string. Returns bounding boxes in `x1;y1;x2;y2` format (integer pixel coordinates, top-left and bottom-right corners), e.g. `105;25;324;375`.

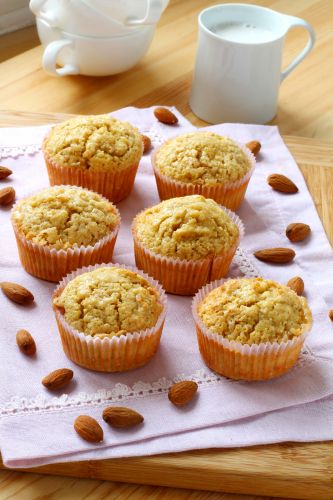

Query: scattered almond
287;277;304;296
0;166;12;180
0;186;15;205
267;174;298;194
286;223;311;243
0;282;34;305
142;135;152;154
74;415;103;443
168;380;198;406
154;107;178;125
246;140;261;157
103;406;144;428
16;329;36;356
254;248;295;264
42;368;73;390
328;310;333;322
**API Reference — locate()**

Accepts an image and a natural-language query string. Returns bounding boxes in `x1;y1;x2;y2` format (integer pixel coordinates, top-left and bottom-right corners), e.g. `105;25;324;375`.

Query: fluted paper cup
53;263;167;372
43;136;142;203
132;207;244;296
192;279;312;381
11;189;120;282
152;140;255;211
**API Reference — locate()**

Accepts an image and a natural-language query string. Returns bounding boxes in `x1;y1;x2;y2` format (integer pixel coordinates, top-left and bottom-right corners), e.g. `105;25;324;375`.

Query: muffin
42;115;143;202
132;195;243;295
192;277;312;381
11;185;120;282
53;264;167;372
152;132;255;210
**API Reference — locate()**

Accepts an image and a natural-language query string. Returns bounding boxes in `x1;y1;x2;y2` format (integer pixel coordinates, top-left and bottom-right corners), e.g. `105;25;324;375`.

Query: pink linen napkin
1;107;333;468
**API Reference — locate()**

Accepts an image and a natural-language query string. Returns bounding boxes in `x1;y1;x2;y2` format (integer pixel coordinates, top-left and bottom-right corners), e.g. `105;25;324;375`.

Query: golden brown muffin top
197;278;312;345
44;115;142;172
154;132;252;185
133;195;239;260
12;186;119;250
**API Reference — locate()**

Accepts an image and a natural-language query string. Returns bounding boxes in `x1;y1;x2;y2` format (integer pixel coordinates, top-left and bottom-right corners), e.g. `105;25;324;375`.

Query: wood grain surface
0;0;332;497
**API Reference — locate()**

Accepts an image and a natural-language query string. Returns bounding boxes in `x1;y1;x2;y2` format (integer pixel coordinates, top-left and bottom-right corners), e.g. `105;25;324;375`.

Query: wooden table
0;1;332;499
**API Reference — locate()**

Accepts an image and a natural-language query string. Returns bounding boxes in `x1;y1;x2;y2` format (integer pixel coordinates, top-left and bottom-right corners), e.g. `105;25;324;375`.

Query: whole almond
74;415;103;443
328;310;333;322
246;140;261;157
0;282;34;305
42;368;73;390
154;107;178;125
0;186;15;205
254;248;295;264
168;380;198;406
267;174;298;194
287;277;304;296
16;329;36;355
103;406;144;428
286;223;311;243
142;134;152;154
0;166;12;180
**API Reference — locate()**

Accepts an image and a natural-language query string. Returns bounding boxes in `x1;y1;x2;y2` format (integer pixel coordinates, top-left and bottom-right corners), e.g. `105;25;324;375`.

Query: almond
267;174;298;194
74;415;103;443
287;277;304;296
0;186;15;205
154;107;178;125
329;310;333;322
254;248;295;264
286;223;311;243
42;368;73;390
102;406;144;428
0;166;12;180
246;140;261;157
0;282;34;305
168;380;198;406
142;134;152;154
16;329;36;356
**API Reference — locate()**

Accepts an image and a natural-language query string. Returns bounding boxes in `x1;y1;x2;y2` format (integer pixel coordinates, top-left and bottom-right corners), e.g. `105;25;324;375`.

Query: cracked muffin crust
53;267;163;338
11;185;119;250
133;195;239;261
154;132;251;185
197;278;312;345
43;115;143;172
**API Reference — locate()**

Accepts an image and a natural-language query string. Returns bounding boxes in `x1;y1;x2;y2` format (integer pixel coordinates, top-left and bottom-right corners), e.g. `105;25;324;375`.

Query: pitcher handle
126;0;164;26
281;16;315;81
42;40;79;77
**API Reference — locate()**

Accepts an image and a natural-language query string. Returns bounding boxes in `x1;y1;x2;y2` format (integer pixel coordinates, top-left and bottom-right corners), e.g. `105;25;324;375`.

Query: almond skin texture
154;107;178;125
16;329;36;356
168;381;198;406
0;186;15;205
42;368;73;390
0;166;12;180
254;248;295;264
267;174;298;194
142;135;152;154
286;223;311;243
329;310;333;322
103;407;144;428
287;277;304;296
0;282;34;305
246;140;261;157
74;415;103;443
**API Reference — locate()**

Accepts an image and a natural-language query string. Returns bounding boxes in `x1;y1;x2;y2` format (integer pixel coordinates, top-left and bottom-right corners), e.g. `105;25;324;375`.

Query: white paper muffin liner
53;263;167;372
152;136;256;211
132;206;245;296
192;279;312;381
11;186;121;282
42;133;142;203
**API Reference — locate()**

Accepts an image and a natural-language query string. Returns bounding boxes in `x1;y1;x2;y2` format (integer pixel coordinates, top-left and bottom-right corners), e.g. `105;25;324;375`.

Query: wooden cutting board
1;111;333;500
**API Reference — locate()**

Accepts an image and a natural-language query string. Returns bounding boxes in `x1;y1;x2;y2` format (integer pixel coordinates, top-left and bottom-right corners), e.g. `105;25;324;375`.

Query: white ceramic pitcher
189;3;315;124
